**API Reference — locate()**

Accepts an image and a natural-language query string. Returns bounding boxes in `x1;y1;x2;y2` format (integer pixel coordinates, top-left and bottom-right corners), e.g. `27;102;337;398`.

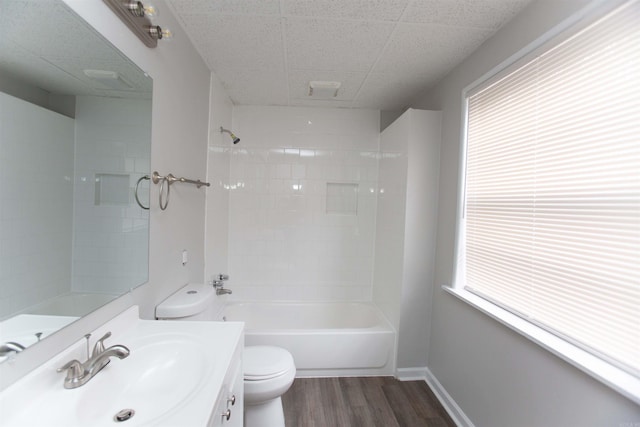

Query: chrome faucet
0;341;26;357
57;332;130;389
211;273;232;296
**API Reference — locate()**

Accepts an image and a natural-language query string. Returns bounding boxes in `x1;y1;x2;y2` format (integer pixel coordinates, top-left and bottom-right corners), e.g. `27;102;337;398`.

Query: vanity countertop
0;306;244;426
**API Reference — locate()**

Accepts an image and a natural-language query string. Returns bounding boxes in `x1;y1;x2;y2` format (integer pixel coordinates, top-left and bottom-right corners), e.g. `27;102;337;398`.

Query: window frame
449;0;640;404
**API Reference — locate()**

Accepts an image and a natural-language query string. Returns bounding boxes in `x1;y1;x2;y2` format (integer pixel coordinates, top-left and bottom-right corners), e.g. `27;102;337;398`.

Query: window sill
443;286;640;405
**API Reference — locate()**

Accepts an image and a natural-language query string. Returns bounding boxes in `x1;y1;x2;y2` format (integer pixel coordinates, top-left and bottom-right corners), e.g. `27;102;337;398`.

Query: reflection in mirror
0;0;152;361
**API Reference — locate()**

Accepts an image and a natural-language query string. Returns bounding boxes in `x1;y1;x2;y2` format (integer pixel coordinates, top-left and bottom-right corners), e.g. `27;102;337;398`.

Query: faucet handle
57;359;83;379
92;331;112;357
218;274;229;281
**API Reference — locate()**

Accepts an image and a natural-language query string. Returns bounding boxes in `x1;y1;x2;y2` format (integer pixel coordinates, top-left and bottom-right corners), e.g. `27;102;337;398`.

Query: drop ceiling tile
374;23;493;76
179;14;284;71
1;0;121;61
168;0;281;16
214;67;289;105
283;0;409;21
286;18;395;72
403;0;532;29
288;69;367;101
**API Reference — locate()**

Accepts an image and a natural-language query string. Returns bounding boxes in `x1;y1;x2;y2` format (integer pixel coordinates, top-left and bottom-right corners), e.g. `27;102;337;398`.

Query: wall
204;72;234;312
0;92;74;317
72;96;151;296
0;0;216;388
225;106;379;301
373;109;441;372
412;0;640;425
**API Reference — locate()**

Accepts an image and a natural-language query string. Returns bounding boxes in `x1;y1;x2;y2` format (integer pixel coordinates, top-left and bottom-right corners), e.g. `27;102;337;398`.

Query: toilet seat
244;346;295;381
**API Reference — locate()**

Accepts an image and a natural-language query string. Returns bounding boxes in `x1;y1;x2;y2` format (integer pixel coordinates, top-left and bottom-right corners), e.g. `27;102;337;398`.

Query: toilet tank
155;283;217;320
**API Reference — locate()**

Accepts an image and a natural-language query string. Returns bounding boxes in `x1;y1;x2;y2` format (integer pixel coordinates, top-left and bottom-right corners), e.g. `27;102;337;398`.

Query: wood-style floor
282;377;456;427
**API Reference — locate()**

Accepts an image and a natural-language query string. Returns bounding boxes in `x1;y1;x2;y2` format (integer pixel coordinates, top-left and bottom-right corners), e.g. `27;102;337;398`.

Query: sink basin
74;334;209;425
0;306;244;426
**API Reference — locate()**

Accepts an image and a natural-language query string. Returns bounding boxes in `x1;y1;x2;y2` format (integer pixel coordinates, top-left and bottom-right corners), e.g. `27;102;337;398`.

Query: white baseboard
424;368;475;427
396;367;428;381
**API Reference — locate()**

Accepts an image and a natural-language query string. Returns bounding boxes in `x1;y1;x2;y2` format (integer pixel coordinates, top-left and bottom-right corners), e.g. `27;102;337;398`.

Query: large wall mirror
0;0;152;362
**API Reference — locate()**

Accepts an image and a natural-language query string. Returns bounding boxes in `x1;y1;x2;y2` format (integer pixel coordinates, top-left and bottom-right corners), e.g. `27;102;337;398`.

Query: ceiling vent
83;69;134;90
308;81;341;99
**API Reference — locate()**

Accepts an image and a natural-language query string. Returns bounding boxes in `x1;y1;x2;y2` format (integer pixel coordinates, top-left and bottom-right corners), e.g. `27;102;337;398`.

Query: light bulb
143;4;158;18
148;25;173;41
126;2;158;19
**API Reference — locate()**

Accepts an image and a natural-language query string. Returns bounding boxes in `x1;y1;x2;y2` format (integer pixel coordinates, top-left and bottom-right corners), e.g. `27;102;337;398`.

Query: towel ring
159;177;170;211
134;175;150;210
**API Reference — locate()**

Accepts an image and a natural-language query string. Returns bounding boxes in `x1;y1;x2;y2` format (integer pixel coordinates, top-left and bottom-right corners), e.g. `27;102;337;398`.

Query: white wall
373;109;441;371
225;106;379;301
0;0;217;389
72;96;151;296
412;0;640;424
204;72;234;312
0;92;74;317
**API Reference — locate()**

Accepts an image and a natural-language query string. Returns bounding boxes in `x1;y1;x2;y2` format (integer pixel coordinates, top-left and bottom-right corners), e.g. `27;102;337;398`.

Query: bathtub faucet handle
211;274;229;288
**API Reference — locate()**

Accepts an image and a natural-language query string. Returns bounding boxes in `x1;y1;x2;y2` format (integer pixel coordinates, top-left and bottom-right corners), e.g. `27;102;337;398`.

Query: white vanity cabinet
0;307;245;427
209;339;244;427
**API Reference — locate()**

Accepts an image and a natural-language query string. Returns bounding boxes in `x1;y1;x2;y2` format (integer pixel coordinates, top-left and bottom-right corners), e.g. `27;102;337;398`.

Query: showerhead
220;127;240;144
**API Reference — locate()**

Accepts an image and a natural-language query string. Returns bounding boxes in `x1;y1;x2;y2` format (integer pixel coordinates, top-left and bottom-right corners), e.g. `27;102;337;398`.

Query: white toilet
156;283;296;427
243;345;296;427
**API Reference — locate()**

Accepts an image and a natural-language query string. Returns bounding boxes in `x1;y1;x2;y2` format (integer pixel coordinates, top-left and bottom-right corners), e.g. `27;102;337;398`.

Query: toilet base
245;396;285;427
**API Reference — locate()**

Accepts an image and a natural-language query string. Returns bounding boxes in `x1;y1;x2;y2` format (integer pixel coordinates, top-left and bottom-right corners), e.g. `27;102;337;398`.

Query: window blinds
462;0;639;374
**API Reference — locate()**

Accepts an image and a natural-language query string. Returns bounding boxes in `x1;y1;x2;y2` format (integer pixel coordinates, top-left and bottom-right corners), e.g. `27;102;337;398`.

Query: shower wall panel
227;106;380;301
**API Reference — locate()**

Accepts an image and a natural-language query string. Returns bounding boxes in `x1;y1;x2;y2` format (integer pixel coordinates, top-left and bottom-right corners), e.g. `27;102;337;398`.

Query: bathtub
220;302;396;377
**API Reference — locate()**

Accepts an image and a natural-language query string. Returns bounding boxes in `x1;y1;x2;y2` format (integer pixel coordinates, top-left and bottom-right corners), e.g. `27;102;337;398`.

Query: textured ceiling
0;0;151;99
166;0;532;110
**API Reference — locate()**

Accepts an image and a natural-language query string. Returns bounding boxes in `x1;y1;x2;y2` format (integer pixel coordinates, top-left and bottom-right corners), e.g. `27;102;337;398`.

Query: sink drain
114;409;135;422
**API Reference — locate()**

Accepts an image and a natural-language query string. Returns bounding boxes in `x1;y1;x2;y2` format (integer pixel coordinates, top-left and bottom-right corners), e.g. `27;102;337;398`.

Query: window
457;0;639;378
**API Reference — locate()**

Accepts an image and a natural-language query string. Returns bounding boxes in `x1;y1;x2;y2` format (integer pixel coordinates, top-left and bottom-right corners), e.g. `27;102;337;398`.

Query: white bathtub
220;302;396;377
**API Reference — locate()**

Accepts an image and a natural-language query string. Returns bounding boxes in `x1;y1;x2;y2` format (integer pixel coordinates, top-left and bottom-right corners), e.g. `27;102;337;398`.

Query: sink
75;334;209;426
0;306;244;426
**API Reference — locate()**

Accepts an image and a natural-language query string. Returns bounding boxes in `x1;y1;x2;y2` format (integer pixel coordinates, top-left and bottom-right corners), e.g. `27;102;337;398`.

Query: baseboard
396;367;428;381
424;368;475;427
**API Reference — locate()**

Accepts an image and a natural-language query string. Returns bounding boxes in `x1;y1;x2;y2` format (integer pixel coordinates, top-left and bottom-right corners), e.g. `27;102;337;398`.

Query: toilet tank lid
155;283;215;319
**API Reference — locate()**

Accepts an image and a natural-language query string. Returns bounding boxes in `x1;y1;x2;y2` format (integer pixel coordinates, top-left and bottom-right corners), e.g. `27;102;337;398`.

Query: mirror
0;0;152;360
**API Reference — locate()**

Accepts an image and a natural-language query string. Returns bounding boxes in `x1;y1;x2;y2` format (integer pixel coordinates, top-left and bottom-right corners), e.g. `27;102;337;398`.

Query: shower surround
214;106;380;302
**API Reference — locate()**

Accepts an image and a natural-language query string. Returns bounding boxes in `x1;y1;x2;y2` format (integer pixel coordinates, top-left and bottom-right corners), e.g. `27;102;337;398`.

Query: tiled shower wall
225;106;380;301
72;96;151;295
0;92;74;317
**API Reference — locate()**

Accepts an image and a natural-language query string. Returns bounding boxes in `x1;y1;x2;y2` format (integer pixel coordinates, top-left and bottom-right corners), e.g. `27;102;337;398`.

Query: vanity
0;307;244;426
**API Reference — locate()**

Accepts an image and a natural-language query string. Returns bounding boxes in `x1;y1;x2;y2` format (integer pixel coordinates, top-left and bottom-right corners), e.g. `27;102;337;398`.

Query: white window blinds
462;0;639;375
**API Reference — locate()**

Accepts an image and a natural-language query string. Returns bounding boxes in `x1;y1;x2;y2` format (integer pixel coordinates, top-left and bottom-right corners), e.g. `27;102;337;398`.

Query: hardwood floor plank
282;377;455;427
382;382;427;426
360;378;402;427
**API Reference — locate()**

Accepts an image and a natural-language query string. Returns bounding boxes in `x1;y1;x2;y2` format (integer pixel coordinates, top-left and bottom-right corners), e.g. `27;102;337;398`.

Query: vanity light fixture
103;0;172;48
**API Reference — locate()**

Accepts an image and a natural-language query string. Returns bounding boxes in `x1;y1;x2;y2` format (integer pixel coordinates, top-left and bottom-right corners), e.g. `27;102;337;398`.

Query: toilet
156;283;296;427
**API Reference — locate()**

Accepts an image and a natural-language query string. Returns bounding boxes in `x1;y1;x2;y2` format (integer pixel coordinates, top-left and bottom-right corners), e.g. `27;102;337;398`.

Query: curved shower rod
151;171;210;189
133;171;211;211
